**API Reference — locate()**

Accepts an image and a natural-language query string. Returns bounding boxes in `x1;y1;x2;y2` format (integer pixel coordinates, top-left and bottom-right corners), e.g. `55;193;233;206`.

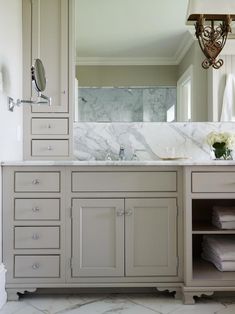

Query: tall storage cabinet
23;0;73;159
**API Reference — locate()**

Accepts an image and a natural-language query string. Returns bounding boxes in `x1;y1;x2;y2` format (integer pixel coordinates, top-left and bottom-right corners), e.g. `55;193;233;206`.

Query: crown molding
76;32;195;66
174;31;195;64
76;57;179;66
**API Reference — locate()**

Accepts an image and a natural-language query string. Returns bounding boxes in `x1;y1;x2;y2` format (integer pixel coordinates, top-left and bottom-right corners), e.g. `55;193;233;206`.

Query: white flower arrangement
206;131;235;160
206;131;235;150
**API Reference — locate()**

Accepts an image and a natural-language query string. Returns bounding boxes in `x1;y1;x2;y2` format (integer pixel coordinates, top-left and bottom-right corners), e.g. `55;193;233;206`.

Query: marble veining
77;87;176;122
73;122;235;161
1;293;235;314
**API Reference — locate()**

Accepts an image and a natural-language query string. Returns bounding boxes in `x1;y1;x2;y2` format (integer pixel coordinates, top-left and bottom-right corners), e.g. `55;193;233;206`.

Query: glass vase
211;147;233;160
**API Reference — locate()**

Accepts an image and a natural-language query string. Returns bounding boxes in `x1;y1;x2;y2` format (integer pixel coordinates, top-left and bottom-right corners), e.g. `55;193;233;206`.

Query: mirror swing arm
8;58;51;112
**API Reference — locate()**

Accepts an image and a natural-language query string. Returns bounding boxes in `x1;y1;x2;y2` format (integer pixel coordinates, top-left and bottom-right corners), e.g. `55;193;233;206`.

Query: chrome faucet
119;145;125;160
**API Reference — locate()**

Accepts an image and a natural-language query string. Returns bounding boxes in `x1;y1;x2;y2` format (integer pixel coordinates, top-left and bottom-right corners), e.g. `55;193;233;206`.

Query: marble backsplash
74;122;235;161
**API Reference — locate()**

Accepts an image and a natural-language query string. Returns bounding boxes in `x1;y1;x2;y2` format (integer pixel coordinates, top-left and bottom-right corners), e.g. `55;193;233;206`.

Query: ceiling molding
76;32;196;66
76;57;179;66
174;31;195;64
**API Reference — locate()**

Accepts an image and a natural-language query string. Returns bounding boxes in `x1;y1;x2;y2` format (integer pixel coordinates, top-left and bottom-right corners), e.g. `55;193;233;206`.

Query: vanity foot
6;288;37;301
156;287;183;301
183;290;214;305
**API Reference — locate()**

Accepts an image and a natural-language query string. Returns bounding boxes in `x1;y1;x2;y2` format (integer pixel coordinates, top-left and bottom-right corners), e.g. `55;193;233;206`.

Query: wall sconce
187;0;235;69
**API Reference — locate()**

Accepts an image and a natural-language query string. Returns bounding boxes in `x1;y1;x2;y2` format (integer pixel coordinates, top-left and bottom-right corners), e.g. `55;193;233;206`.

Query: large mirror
74;0;233;122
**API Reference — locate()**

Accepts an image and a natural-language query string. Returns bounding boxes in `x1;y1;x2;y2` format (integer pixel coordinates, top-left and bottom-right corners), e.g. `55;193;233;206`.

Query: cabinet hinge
70;257;73;269
176;256;179;269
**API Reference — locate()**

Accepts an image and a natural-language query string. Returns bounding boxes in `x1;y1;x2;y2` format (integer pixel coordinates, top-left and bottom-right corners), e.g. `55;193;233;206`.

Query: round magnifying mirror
31;59;46;92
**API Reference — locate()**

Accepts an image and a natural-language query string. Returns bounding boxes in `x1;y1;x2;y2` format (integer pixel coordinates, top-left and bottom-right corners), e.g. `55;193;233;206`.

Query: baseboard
0;264;7;308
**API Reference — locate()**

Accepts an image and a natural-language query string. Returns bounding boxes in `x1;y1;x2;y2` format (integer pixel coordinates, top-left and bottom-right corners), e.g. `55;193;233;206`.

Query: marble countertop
2;159;235;166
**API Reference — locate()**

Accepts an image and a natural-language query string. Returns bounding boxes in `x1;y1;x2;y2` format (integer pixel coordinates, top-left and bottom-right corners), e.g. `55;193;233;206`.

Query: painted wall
0;0;23;307
76;65;178;87
178;41;208;122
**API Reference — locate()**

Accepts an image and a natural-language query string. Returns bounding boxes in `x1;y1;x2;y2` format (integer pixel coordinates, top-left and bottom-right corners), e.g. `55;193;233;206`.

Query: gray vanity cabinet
71;199;125;277
71;197;178;278
125;198;178;277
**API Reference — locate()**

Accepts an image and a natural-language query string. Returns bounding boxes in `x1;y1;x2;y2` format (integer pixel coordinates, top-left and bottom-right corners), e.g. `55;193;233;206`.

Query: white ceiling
75;0;195;65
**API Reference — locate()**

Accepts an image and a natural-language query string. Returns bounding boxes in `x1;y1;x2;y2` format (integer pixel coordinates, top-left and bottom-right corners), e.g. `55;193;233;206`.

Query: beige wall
76;65;178;87
178;42;208;122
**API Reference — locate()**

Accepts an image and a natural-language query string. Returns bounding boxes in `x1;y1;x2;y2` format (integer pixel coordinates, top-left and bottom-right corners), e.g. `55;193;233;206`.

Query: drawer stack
3;168;65;284
30;118;69;158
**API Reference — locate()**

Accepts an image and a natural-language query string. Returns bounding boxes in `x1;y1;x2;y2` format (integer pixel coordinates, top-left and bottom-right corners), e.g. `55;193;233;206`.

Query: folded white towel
212;217;235;230
203;235;235;261
202;252;235;271
213;206;235;222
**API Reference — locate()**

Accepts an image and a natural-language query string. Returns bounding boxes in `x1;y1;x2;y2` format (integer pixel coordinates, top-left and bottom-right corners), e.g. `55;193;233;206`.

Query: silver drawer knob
32;263;40;270
32;206;39;212
32;179;40;185
125;209;133;216
32;233;40;240
47;145;53;151
116;210;124;216
48;124;51;129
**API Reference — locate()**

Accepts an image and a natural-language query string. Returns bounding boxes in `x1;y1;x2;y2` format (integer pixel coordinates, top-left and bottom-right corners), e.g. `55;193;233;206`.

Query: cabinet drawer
32;118;68;135
31;140;69;157
14;227;60;249
72;171;177;192
192;172;235;193
14;255;60;278
14;199;60;220
15;172;60;192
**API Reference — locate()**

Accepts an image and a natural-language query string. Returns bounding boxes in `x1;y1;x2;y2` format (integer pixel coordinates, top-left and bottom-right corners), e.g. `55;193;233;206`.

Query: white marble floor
1;293;235;314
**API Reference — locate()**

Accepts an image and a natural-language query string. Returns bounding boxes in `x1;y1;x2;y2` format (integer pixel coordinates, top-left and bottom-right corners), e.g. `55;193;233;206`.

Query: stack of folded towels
212;206;235;229
202;235;235;271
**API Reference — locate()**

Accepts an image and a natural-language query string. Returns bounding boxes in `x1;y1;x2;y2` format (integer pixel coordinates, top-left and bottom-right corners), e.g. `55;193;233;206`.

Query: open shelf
192;222;235;234
193;259;235;281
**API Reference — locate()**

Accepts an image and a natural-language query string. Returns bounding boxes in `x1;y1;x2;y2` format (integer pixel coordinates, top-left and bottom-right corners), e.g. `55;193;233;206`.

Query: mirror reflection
74;0;232;122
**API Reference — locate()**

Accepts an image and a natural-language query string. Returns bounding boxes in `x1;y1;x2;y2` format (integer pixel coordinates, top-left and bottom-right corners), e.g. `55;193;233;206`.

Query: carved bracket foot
183;291;214;305
6;288;37;301
156;287;183;301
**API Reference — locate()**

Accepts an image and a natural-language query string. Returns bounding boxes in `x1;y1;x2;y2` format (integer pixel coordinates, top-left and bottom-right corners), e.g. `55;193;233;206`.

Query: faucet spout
119;145;125;161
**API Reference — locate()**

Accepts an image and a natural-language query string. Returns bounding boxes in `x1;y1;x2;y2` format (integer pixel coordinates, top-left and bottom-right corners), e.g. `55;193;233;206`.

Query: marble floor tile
127;294;182;314
0;301;42;314
1;294;235;314
59;295;158;314
216;304;235;314
23;294;107;314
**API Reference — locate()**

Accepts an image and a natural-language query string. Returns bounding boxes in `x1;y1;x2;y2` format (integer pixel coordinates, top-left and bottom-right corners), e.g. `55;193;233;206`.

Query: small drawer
72;171;177;192
14;226;60;249
31;140;69;157
32;118;68;135
192;172;235;193
15;172;60;192
14;199;60;220
14;255;60;278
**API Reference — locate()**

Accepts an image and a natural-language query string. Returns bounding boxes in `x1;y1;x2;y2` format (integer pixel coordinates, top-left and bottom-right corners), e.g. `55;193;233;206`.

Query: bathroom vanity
2;161;235;304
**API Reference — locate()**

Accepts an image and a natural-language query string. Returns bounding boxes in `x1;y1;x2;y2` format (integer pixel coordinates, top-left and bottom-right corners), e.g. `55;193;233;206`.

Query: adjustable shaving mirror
8;58;51;111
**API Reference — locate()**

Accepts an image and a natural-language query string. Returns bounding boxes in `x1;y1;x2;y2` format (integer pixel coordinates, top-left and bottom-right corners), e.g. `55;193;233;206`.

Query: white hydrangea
206;131;235;149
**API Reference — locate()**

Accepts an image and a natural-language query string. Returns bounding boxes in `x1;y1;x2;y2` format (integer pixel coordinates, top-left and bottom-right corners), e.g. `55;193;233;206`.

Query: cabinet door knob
125;209;133;216
47;145;52;151
32;179;40;185
116;210;124;216
32;263;40;270
32;206;40;212
48;124;52;129
32;233;40;240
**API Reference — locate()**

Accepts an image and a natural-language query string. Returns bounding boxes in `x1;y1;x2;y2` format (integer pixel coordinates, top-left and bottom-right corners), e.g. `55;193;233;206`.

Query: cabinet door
31;0;68;112
71;199;124;277
125;198;178;276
